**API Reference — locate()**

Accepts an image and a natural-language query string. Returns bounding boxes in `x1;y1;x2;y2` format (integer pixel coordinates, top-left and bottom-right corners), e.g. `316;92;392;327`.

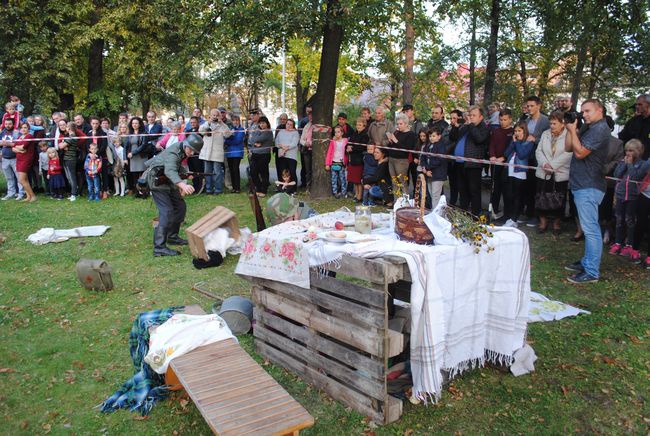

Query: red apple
334;221;344;230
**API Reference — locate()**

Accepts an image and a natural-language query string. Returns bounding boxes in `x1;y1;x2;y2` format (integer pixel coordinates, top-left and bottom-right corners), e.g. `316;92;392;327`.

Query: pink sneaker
644;256;650;270
608;243;622;255
628;249;641;263
619;245;633;257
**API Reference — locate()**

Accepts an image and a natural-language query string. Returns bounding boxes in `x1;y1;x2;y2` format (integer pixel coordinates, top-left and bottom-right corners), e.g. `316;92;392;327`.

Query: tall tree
311;0;346;199
403;0;415;104
482;0;500;105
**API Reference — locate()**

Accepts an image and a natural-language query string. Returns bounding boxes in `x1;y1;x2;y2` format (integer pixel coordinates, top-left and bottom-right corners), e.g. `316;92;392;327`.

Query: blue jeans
204;161;224;194
572;188;605;278
86;175;100;199
330;165;347;196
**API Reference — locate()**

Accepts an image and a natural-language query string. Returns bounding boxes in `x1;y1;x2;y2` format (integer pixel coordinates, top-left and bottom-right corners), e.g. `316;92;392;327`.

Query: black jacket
348;130;369;166
457;122;490;169
619;115;650;159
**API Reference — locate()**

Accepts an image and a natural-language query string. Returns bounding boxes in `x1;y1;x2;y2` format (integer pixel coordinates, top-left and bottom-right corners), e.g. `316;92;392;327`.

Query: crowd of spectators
1;92;649;281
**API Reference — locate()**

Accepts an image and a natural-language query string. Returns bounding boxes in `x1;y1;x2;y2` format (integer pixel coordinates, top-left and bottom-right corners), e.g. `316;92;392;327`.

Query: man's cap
265;193;299;226
402;104;414;111
249;108;260;114
182;133;204;153
217;107;227;112
337;112;347;119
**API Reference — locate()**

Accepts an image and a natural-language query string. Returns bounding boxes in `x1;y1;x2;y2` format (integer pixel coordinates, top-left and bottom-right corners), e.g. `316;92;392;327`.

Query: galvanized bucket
212;296;253;335
75;259;113;291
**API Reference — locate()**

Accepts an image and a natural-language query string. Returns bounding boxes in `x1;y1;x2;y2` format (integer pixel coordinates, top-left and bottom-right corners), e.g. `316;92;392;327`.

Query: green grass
0;188;648;435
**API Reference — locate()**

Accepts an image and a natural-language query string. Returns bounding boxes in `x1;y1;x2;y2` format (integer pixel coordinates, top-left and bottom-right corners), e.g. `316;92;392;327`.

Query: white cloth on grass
144;314;236;374
528;291;590;322
26;225;110;245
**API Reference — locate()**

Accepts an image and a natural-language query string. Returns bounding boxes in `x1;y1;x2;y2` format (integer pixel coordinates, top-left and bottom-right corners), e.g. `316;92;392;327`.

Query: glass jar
354;206;372;234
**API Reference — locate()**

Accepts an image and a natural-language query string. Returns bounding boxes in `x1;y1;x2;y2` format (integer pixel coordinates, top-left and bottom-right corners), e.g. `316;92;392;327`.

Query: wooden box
241;255;412;425
186;206;240;260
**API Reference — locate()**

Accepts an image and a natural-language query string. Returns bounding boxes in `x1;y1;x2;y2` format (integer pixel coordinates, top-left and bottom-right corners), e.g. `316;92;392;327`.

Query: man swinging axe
144;133;204;257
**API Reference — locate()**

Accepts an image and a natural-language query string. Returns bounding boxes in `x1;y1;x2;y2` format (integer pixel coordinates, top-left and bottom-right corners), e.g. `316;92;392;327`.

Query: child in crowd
363;146;392;206
113;139;127;196
362;144;378;205
609;139;650;261
84;143;102;201
501;122;534;227
325;125;348;198
275;168;297;194
419;127;448;209
47;148;66;200
38;142;50;196
2;102;19;129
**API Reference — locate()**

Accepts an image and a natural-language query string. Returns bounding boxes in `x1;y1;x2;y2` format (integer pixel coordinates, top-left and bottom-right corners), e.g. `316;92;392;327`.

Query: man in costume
145;133;204;257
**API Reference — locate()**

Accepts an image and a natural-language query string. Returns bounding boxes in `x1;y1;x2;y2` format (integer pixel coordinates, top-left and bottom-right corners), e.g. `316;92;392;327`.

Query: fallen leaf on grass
602;356;616;365
19;420;28;429
626;335;642;344
179;399;189;410
561;386;569;397
42;423;51;433
403;429;414;436
133;416;149;421
0;368;15;373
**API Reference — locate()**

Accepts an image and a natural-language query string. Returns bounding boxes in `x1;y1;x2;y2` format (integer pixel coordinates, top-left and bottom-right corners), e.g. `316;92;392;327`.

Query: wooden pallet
165;306;314;435
241;254;411;425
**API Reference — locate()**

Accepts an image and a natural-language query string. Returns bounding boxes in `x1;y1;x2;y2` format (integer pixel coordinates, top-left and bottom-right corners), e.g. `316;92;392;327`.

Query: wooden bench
164;305;314;435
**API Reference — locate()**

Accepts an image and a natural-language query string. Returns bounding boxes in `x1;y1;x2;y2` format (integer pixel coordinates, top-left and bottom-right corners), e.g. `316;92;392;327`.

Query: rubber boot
167;221;188;245
153;225;180;257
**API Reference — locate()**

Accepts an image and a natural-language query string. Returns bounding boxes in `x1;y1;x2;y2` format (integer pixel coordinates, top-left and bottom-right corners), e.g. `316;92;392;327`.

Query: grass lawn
0;186;648;435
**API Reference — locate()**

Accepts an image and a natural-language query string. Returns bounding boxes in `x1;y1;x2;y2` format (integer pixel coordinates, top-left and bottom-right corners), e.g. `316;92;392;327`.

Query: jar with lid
354;206;372;234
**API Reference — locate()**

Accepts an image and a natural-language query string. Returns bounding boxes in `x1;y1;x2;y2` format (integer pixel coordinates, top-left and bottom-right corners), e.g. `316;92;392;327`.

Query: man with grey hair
199;108;232;195
619;94;650;159
367;106;394;151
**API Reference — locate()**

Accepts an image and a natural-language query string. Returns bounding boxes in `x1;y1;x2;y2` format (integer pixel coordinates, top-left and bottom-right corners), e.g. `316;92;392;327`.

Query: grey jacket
145;142;188;191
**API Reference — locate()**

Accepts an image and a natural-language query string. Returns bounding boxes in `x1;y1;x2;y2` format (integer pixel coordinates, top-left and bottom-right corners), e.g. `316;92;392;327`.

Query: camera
563;111;582;124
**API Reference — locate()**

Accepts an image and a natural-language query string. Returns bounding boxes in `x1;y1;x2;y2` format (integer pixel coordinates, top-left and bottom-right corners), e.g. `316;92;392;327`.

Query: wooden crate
240;255;411;425
186;206;240;260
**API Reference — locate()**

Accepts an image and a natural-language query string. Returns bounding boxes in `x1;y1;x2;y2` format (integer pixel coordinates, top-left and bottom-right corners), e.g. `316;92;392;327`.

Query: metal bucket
212;296;253;335
75;259;113;291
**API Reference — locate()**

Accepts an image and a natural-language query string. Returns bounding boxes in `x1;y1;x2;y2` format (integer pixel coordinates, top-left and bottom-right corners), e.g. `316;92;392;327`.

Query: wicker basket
394;174;434;245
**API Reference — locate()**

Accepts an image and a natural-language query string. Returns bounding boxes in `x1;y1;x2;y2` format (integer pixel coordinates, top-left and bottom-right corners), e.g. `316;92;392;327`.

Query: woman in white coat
535;111;573;235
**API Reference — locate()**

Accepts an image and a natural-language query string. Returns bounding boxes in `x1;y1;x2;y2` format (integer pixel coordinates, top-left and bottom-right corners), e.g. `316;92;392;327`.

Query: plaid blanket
99;307;182;415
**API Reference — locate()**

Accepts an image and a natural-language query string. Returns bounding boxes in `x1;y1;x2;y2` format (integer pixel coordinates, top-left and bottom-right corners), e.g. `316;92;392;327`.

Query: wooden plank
387;329;405;358
171;338;313;435
256;341;386;424
252;286;383;356
385;395;403;424
321;255;387;284
198;380;282;411
201;384;287;414
255;309;384;379
251;276;384;329
222;404;313;436
256;325;385;400
381;255;412;282
309;272;385;309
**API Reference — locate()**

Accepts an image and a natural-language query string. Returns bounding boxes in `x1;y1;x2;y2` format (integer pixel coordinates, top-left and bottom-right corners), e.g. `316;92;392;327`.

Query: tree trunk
518;56;528;97
141;95;151;116
402;0;415;105
87;38;104;95
311;0;345;199
468;12;477;106
571;43;588;110
587;51;598;98
483;0;500;106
